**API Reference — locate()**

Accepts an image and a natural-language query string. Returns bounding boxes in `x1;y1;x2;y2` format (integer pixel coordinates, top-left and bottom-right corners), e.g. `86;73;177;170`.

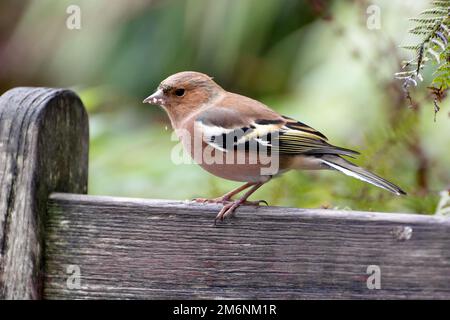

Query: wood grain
0;88;89;299
45;193;450;299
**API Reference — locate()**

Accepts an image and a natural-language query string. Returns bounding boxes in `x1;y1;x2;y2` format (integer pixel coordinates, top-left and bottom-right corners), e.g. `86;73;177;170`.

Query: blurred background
0;0;448;214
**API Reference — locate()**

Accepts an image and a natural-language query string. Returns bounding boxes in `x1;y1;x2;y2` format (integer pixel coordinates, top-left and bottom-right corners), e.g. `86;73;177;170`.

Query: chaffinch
144;71;406;223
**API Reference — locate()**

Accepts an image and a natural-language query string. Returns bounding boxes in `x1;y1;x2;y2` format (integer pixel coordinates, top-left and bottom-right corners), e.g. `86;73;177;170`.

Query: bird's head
143;72;223;117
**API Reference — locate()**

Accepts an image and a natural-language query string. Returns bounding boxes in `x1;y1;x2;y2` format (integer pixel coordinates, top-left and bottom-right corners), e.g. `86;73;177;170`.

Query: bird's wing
194;106;359;157
194;107;279;152
277;116;359;157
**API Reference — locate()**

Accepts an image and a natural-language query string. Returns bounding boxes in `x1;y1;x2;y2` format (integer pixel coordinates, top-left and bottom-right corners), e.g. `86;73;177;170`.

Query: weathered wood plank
45;193;450;299
0;88;89;299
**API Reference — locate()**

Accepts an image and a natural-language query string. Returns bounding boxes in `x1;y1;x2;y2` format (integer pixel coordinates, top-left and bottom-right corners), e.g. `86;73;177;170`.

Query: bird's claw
213;198;269;225
214;201;241;225
243;199;269;206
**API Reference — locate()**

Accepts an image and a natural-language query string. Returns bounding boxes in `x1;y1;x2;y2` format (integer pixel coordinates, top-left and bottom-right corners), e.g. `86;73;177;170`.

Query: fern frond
419;8;448;15
396;0;450;120
400;44;423;50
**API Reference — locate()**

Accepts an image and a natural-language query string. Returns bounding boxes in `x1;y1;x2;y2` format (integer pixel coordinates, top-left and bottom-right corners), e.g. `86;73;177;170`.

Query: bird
143;71;406;223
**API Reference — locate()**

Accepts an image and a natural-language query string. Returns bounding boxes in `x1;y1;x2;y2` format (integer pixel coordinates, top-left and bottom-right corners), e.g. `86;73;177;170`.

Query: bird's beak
143;89;165;105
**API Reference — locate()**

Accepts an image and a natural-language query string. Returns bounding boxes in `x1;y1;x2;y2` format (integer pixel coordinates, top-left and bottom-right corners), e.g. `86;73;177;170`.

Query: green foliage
435;190;450;215
1;0;449;215
396;0;450;119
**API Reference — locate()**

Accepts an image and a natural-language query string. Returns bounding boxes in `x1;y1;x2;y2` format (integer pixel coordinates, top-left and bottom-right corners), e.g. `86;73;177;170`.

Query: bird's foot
214;200;243;225
242;199;269;206
214;199;269;225
192;196;232;204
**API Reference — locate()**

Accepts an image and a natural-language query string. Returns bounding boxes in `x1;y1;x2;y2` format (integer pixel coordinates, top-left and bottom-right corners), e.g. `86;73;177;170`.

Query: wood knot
392;226;413;241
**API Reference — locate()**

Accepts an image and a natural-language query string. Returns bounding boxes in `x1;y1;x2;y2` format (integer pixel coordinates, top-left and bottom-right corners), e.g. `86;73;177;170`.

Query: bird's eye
174;88;185;97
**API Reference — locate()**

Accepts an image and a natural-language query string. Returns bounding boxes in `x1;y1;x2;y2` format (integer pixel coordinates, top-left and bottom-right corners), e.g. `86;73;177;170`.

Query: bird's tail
320;155;406;196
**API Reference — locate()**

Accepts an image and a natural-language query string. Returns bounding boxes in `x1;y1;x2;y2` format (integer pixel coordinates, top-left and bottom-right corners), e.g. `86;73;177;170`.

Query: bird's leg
192;182;255;204
214;182;266;224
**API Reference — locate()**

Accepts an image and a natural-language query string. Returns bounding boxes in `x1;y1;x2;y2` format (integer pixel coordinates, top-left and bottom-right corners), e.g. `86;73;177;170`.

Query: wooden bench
0;87;449;299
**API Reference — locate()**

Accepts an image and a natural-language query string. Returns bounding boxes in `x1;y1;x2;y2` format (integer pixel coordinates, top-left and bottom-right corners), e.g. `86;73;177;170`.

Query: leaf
427;47;441;63
435;190;450;216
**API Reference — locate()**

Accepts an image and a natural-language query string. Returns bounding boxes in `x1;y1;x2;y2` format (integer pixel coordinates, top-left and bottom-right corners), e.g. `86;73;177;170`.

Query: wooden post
0;88;89;299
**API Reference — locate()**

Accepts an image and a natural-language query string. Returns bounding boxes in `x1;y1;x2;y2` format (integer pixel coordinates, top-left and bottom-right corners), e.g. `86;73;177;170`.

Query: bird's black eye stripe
174;88;185;97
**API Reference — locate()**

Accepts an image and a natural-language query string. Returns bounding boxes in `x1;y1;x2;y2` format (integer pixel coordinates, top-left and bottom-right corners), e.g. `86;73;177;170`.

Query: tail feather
320;155;406;196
